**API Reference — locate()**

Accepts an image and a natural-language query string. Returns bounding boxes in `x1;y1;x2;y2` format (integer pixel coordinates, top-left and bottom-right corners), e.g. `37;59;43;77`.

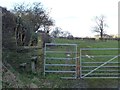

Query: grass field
3;38;120;88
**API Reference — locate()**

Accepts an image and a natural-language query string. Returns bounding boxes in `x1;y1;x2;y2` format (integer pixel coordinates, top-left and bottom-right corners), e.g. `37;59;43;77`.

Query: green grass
53;38;118;47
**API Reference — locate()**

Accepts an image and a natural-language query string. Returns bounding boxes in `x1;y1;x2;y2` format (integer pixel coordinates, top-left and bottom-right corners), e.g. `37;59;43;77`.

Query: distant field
53;38;118;48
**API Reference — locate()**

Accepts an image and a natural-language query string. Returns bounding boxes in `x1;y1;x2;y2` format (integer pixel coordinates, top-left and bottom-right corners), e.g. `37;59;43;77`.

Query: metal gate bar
44;43;77;79
80;48;120;78
81;55;119;78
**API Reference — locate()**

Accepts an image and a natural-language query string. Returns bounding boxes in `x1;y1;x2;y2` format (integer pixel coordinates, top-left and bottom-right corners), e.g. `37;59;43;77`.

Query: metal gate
80;48;120;78
44;43;77;79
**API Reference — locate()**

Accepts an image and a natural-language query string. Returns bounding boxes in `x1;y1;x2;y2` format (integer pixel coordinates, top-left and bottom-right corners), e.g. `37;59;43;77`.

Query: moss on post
37;33;44;73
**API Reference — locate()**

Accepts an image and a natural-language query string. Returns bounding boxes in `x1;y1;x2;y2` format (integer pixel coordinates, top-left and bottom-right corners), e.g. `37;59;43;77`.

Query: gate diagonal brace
81;55;119;78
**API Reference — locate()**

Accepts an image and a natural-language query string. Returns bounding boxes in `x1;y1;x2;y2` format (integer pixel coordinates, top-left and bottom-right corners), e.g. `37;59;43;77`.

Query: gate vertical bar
44;43;46;76
75;44;78;78
80;49;82;78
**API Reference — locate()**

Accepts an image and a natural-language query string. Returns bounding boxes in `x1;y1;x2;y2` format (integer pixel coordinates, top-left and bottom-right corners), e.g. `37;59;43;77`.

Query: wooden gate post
37;32;44;73
76;52;80;78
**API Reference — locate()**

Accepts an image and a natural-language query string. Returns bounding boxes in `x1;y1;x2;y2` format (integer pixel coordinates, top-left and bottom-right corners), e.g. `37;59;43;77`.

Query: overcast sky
0;0;119;37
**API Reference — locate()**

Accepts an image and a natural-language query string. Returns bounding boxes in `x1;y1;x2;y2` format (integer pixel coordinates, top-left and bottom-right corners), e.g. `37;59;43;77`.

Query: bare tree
50;27;73;38
61;31;71;37
93;15;108;40
50;27;62;38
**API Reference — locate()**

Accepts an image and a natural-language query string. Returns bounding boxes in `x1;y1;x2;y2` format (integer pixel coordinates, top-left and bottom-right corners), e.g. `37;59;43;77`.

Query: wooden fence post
37;33;44;72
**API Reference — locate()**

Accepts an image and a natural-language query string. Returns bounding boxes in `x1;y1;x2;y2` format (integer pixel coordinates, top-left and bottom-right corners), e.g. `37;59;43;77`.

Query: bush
2;7;17;49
